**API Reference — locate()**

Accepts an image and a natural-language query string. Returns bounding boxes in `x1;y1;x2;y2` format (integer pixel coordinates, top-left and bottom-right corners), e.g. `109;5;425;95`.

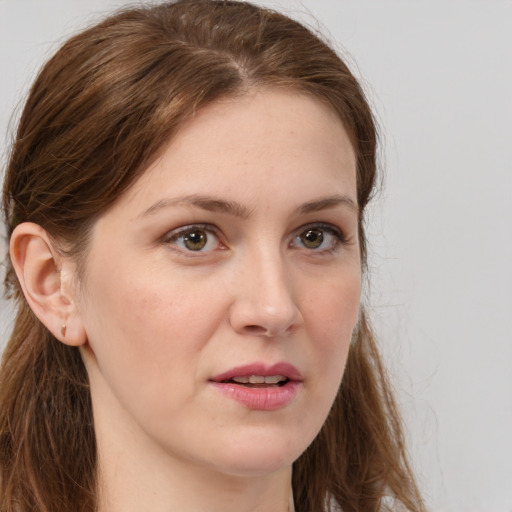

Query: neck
96;444;293;512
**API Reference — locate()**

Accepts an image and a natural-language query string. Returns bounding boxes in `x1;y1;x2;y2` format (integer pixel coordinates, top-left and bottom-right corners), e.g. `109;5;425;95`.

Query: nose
228;248;303;338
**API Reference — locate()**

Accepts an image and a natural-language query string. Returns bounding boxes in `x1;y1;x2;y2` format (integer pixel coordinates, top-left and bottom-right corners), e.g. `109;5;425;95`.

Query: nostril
244;325;268;335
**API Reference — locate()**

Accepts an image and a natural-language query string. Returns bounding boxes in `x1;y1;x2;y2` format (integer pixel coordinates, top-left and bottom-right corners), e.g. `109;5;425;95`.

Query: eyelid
160;221;348;256
162;223;224;254
294;222;345;238
290;222;347;251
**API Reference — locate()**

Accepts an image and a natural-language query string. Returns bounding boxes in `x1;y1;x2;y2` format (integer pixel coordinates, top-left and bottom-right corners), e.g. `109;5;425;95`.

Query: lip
209;362;303;411
210;362;303;383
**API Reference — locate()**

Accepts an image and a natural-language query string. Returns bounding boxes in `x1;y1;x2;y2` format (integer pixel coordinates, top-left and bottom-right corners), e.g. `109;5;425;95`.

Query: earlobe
10;222;87;346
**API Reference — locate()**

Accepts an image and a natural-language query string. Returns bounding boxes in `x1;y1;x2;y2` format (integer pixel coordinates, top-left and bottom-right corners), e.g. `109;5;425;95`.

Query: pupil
184;231;207;250
302;229;323;249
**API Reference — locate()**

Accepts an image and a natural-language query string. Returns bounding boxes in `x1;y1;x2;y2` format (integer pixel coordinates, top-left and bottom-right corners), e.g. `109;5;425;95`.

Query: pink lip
210;362;303;411
211;362;303;383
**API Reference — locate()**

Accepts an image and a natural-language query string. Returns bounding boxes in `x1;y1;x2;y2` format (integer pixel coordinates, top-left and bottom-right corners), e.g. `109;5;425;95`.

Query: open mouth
210;365;301;409
222;375;290;388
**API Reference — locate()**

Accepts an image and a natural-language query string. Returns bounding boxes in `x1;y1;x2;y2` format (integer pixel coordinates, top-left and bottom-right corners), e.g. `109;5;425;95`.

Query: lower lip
210;381;301;410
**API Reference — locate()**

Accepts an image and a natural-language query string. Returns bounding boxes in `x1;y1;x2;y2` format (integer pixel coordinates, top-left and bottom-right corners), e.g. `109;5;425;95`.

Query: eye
291;224;344;253
300;228;324;249
164;225;221;253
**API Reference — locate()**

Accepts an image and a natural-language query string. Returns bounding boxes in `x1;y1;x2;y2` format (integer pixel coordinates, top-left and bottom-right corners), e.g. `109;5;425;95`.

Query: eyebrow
138;193;358;220
139;194;252;219
298;195;359;215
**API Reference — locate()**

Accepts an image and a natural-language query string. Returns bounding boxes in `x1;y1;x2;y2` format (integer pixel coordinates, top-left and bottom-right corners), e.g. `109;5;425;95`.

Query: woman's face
77;89;361;477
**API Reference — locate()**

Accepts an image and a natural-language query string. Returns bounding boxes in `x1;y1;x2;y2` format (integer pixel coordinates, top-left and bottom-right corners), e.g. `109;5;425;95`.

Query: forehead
110;88;357;219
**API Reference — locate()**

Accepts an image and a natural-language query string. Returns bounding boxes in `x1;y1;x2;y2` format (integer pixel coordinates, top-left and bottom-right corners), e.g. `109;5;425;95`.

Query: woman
0;1;424;511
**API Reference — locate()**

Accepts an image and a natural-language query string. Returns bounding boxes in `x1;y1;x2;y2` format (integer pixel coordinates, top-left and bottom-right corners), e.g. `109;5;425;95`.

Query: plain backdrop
0;1;511;511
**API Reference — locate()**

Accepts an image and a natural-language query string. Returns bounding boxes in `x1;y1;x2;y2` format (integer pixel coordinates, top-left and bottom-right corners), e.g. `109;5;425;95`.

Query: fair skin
11;89;361;512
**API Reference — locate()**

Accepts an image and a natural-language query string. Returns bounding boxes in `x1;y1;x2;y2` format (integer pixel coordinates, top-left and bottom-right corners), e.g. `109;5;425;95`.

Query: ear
10;222;87;346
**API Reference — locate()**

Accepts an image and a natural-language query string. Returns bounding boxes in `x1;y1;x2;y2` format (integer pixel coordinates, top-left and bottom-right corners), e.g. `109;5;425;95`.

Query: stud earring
61;324;67;338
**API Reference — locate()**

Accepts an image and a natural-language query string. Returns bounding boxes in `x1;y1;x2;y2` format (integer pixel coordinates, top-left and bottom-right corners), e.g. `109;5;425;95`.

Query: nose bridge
229;239;301;337
253;243;292;314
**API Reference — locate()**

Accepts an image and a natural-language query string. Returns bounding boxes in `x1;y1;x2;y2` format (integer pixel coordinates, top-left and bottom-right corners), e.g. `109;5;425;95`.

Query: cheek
79;262;213;384
306;272;361;344
286;271;360;450
79;268;228;437
303;270;361;386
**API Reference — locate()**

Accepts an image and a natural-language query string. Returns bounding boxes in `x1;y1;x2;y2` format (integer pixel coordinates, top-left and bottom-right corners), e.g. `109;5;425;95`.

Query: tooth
231;375;287;385
264;375;286;384
232;376;250;384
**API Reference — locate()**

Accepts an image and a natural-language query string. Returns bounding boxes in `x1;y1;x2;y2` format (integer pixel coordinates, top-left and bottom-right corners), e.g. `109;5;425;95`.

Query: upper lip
210;362;303;382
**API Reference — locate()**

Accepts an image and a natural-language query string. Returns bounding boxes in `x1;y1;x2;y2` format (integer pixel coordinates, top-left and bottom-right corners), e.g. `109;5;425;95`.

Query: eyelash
290;223;346;254
162;222;346;256
162;223;223;255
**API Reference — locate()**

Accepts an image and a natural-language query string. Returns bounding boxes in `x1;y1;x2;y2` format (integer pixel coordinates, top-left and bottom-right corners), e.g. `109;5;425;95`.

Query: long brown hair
1;1;424;511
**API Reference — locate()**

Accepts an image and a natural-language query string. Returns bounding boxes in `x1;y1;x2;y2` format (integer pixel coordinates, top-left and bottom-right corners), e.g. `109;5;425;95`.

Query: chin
216;454;295;478
205;427;311;477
